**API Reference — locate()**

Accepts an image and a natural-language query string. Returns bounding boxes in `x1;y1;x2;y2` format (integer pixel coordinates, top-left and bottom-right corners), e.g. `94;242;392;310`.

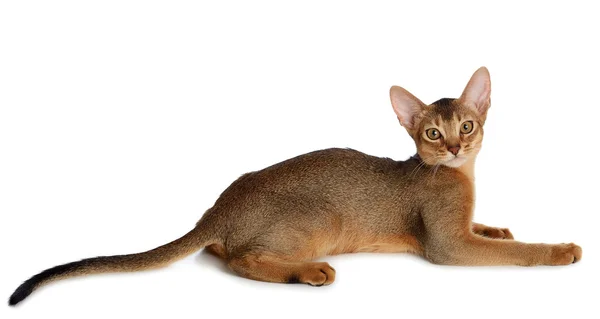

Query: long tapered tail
8;225;213;306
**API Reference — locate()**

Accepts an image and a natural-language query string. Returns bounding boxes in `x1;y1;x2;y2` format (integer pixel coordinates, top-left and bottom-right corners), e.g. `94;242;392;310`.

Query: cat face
412;98;484;167
390;67;491;167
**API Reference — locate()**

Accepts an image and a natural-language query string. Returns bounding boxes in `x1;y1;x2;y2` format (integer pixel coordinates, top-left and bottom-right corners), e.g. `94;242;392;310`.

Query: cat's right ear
459;66;491;115
389;86;425;130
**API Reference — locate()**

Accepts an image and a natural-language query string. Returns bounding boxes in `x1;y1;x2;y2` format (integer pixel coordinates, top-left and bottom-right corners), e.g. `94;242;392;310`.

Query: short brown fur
9;67;581;306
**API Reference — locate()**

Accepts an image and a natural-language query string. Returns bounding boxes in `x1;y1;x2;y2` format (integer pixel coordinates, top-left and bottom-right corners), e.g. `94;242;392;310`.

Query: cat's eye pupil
426;128;441;140
460;121;473;134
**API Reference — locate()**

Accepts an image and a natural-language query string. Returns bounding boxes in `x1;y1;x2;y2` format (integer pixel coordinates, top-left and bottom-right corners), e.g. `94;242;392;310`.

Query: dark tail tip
8;259;88;306
8;281;34;306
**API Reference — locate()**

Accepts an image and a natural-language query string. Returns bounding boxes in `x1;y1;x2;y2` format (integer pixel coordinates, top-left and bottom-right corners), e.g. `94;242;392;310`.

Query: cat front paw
480;227;514;240
549;243;582;265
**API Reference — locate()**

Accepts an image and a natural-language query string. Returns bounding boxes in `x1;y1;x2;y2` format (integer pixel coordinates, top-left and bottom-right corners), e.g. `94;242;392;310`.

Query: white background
1;1;598;318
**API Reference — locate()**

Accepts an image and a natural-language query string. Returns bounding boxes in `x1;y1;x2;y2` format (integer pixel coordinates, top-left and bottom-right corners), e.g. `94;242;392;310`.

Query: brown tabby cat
9;67;581;306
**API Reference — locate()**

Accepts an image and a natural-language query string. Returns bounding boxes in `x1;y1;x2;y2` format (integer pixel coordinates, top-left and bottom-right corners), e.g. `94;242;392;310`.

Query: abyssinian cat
9;67;581;306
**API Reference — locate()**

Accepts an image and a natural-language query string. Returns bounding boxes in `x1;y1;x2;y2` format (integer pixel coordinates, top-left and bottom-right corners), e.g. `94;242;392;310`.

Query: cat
9;67;581;306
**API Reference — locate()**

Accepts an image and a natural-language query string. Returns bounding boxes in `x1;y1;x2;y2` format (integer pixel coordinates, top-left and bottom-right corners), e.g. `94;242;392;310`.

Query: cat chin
442;156;468;168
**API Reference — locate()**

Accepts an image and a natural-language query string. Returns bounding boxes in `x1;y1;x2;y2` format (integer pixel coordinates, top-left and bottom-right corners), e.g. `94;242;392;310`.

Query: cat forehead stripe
430;98;456;120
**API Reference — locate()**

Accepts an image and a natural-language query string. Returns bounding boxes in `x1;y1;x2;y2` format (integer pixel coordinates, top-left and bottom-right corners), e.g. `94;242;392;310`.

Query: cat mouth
442;156;468;168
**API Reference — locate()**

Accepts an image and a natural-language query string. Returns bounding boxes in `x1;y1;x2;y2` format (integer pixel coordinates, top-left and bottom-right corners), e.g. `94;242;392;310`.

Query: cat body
202;148;435;261
9;67;581;306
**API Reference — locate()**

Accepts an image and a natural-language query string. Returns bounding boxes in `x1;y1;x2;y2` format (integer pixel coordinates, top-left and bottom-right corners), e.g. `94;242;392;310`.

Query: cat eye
460;121;474;134
426;128;441;140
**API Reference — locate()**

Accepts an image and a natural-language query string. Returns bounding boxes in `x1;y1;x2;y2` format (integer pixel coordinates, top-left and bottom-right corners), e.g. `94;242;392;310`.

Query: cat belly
321;233;424;256
352;236;423;254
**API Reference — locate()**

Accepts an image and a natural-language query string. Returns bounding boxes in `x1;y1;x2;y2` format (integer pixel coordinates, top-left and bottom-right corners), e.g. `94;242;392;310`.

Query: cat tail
8;224;214;306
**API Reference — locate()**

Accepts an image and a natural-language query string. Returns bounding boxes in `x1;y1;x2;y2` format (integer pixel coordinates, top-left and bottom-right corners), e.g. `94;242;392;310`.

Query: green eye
426;128;441;140
460;121;474;134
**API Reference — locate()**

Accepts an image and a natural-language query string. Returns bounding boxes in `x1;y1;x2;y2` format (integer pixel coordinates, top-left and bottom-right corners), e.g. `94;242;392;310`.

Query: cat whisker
409;155;436;178
409;161;427;178
432;164;441;178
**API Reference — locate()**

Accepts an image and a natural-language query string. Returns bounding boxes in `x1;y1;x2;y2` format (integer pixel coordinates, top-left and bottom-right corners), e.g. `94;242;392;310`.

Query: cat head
389;67;491;168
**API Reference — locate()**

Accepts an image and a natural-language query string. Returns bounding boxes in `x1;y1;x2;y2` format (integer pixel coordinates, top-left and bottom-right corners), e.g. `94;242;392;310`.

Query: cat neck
456;156;476;182
411;153;477;182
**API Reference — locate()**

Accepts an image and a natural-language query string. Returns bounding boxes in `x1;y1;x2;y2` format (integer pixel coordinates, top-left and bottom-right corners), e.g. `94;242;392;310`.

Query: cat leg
425;232;581;266
227;252;336;286
421;181;581;266
205;243;228;259
472;222;514;239
424;206;580;266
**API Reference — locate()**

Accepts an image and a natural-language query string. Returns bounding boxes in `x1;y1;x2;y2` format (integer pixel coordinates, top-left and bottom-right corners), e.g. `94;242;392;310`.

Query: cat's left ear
459;66;491;115
390;86;426;130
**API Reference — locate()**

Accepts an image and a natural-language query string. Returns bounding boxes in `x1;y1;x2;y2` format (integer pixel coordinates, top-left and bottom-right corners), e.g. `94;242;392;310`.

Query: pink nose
448;146;460;155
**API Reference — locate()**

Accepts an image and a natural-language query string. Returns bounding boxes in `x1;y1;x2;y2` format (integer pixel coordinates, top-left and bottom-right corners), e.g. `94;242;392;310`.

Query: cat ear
459;66;491;115
389;86;426;130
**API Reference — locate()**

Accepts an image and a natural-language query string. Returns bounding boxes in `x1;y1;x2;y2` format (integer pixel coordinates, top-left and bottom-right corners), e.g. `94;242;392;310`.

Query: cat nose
448;145;461;155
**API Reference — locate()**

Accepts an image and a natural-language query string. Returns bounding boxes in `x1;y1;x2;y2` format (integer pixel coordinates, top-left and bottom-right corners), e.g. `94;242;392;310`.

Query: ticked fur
9;67;581;306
